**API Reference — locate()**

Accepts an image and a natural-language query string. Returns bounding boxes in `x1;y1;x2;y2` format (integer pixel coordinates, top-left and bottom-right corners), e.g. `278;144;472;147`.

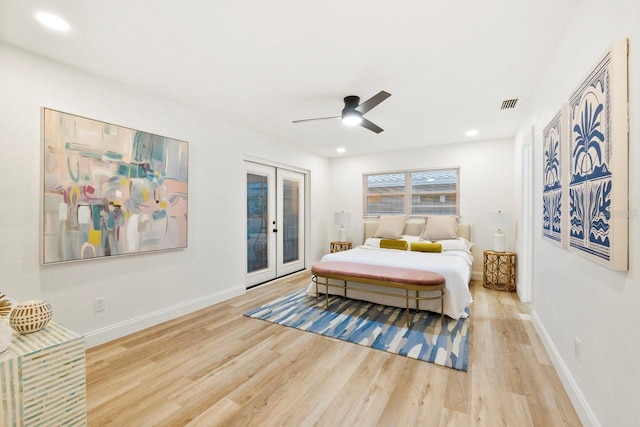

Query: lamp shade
334;211;351;226
487;210;509;230
487;210;511;252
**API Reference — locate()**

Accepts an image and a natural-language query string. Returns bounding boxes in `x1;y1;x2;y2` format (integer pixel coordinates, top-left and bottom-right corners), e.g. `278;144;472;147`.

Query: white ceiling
0;0;579;158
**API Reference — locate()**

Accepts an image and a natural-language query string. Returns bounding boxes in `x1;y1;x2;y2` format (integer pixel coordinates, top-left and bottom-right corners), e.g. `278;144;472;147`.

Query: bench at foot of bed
311;261;446;326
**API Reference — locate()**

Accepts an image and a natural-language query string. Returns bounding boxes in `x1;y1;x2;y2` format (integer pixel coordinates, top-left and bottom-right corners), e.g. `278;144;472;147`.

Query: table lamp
488;210;510;252
334;211;351;242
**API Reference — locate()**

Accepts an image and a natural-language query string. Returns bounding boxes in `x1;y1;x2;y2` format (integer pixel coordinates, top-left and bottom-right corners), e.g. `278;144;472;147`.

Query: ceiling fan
292;91;391;134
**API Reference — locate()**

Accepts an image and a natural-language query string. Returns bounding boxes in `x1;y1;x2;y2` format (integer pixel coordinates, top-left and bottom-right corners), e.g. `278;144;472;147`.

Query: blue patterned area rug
244;288;470;371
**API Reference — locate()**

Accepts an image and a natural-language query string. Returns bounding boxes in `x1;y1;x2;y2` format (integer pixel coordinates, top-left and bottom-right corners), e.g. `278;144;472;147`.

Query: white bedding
307;245;473;319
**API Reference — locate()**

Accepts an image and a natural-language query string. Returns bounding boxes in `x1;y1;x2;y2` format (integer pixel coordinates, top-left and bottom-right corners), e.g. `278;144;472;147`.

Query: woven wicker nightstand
330;241;352;253
483;250;517;292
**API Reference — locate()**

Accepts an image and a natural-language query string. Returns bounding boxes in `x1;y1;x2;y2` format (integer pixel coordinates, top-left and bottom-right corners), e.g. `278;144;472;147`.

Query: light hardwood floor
86;272;582;426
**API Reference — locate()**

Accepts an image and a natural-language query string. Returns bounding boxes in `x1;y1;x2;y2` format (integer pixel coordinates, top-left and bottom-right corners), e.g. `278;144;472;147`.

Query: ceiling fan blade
356;91;391;114
360;118;384;133
292;116;340;124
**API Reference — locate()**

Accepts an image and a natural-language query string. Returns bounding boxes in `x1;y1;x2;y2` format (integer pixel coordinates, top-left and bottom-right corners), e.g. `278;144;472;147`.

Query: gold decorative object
0;292;12;317
9;300;53;334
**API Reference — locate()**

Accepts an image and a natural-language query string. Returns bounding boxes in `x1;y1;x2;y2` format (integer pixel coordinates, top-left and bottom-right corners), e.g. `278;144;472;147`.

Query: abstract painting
567;38;628;270
542;108;566;247
42;109;188;264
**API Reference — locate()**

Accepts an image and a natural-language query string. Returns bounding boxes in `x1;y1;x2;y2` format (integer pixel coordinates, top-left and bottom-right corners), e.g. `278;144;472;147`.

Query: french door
245;162;305;288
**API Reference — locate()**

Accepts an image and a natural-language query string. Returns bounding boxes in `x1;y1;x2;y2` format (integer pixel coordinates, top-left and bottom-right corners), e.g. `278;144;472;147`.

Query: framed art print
567;38;628;270
542;105;569;247
42;108;189;264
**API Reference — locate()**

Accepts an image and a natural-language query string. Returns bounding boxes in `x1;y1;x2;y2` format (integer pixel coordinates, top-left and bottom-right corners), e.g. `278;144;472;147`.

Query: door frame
519;128;534;303
244;158;309;288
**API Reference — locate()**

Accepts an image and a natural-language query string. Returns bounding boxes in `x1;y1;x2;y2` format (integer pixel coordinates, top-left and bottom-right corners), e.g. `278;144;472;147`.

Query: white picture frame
567;38;628;270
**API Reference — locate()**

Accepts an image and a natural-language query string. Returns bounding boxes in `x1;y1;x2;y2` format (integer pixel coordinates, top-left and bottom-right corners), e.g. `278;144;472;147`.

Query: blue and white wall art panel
568;38;628;270
542;108;567;247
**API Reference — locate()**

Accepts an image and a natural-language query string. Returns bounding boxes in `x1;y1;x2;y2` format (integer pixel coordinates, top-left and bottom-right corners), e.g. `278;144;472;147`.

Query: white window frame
363;167;460;217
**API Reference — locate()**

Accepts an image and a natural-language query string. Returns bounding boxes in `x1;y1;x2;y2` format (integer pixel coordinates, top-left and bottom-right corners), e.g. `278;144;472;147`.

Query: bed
306;217;473;319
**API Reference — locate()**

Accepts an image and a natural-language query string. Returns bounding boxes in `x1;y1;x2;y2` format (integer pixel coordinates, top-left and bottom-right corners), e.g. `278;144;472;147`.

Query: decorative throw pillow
402;221;425;237
373;215;408;239
410;242;442;253
380;239;409;251
420;216;458;241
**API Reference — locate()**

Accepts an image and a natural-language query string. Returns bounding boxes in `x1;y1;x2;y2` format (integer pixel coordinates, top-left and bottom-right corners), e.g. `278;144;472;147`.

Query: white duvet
306;245;473;319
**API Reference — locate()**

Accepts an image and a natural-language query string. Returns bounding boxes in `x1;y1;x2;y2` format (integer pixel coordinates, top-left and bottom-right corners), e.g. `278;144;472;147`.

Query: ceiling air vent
501;98;519;110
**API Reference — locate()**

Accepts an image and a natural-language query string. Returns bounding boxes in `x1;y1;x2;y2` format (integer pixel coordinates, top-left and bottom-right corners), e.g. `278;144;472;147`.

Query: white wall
327;138;516;277
0;43;330;347
514;0;640;425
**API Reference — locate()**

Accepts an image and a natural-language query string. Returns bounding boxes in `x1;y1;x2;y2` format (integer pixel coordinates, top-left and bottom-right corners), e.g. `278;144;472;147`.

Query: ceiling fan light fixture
293;91;389;134
342;110;362;126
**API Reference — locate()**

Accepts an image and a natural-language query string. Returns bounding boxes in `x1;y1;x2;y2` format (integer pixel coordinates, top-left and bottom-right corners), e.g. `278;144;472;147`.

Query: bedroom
0;0;638;426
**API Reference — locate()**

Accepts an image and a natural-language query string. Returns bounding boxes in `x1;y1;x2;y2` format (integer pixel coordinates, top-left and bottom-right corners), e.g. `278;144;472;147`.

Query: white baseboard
84;285;246;348
471;270;483;281
531;310;600;427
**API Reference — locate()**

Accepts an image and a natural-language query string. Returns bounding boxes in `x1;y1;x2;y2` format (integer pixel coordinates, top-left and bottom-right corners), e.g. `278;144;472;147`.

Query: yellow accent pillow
410;242;442;253
379;239;409;251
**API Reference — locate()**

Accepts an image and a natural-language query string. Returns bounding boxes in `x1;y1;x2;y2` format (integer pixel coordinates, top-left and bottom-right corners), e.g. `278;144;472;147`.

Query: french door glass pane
247;173;268;273
282;179;299;264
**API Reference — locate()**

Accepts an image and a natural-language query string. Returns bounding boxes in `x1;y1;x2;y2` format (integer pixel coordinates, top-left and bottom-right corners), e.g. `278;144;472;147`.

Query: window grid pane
410;169;457;215
365;173;405;215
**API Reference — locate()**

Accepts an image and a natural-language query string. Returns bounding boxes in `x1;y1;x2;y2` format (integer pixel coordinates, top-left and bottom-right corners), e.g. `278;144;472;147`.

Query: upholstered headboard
364;218;471;241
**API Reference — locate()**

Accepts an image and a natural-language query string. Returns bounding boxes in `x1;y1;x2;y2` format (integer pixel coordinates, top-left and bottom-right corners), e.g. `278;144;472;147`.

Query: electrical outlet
94;297;105;313
574;337;581;360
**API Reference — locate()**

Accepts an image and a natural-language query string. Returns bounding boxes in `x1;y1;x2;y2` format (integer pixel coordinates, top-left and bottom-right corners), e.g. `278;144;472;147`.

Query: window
364;168;459;216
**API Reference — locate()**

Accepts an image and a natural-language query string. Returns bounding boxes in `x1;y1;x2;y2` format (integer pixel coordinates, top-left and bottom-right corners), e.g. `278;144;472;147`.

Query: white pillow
373;215;408;239
364;237;382;248
421;216;458;240
437;238;473;253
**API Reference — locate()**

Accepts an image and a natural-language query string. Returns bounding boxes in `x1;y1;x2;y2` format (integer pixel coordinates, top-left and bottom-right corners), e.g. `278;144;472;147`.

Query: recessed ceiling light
465;129;479;137
336;147;346;153
35;12;71;32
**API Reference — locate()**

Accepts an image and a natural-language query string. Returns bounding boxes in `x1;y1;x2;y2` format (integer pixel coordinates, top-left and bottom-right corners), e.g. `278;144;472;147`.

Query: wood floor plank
85;274;582;426
287;345;373;426
314;351;389;424
341;353;408;426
